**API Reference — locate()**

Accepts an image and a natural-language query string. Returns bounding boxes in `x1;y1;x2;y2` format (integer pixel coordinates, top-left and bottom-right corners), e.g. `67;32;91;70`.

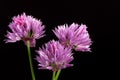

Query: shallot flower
53;23;92;51
5;13;45;47
36;40;73;71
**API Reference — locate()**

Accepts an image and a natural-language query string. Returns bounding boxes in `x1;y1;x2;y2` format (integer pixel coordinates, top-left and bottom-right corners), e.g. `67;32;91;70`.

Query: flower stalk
52;70;61;80
55;70;61;80
27;40;36;80
52;71;56;80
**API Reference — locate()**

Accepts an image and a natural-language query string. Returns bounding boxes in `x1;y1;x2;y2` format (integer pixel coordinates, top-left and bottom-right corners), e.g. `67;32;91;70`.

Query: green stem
27;41;36;80
55;70;61;80
52;71;56;80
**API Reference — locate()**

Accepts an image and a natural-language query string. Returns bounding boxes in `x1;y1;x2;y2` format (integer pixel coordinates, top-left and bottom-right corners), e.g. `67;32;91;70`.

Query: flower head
5;13;45;47
36;40;73;71
53;23;92;51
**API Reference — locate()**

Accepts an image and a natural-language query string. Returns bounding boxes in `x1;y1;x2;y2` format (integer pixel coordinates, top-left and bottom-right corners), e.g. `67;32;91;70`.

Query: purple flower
36;40;73;71
53;23;92;52
5;13;45;47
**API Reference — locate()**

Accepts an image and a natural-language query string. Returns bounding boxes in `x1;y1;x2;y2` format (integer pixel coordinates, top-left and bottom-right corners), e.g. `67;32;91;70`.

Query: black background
0;0;119;80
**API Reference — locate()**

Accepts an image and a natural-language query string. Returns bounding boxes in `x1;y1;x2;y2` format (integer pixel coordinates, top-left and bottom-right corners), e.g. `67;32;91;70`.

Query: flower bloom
36;40;73;71
53;23;92;51
5;13;45;47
